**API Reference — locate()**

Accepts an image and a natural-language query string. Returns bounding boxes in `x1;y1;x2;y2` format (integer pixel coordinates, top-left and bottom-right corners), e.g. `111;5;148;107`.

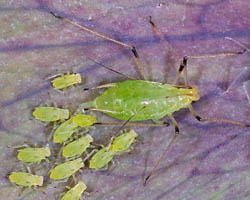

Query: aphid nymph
9;172;43;187
17;146;51;164
51;73;82;90
33;106;69;122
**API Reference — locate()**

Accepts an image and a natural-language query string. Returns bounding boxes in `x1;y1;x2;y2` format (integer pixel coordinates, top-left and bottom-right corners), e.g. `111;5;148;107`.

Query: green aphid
62;134;93;158
53;118;79;144
17;146;51;163
52;73;82;90
33;106;69;122
50;12;250;184
61;181;87;200
83;80;200;121
110;130;138;153
50;158;84;180
72;114;97;128
89;147;115;169
9;172;43;187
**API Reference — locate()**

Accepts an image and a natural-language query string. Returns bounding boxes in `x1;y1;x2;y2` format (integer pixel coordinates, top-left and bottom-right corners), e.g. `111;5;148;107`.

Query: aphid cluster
10;89;138;199
9;9;250;200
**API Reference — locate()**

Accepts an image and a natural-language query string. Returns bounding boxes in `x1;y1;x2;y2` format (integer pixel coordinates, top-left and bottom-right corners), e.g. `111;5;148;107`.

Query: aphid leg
188;104;250;127
50;11;146;80
72;174;77;184
243;80;250;105
86;83;116;90
90;142;104;149
83;149;98;162
149;16;181;63
178;51;249;127
172;49;245;85
11;143;30;149
149;17;245;85
149;16;187;85
26;166;32;173
45;73;63;81
225;37;250;53
95;121;169;127
144;114;179;185
86;56;137;80
108;157;118;172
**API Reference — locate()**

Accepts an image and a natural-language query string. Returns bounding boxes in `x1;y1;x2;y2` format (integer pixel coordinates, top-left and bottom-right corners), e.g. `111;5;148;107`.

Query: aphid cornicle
9;172;43;187
17;146;51;163
33;106;69;122
50;158;84;180
50;12;249;184
61;181;87;200
62;134;93;158
52;73;82;90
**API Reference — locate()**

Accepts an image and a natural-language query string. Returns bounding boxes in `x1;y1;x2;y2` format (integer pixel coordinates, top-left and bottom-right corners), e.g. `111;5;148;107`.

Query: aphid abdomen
93;80;199;121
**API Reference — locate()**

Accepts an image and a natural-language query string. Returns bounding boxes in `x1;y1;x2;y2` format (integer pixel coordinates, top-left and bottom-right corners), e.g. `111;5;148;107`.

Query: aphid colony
9;74;138;200
9;10;250;199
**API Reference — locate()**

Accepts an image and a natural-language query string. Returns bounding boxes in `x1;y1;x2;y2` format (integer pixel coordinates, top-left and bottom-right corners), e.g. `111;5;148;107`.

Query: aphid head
84;134;94;143
36;176;43;186
78;181;87;192
75;73;82;84
75;158;85;168
189;85;200;102
127;129;138;138
63;109;70;119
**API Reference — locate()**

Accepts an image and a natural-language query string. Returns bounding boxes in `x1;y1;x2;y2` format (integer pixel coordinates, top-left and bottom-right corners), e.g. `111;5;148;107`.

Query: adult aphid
49;158;84;180
33;106;69;122
50;12;249;184
9;172;43;187
51;73;82;90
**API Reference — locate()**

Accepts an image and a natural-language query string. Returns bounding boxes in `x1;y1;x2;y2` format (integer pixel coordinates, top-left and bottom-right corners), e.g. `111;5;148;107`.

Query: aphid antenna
225;37;250;53
82;56;137;91
50;11;145;80
86;56;137;80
